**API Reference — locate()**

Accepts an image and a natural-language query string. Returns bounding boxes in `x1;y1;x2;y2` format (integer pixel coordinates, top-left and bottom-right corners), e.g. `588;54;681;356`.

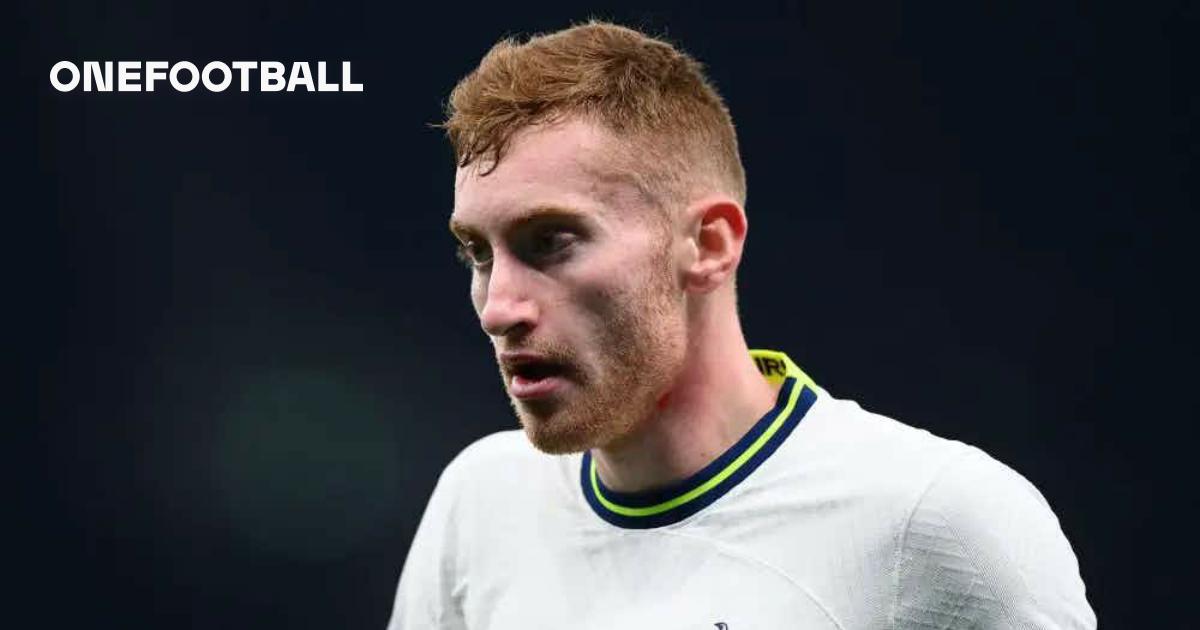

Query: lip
498;351;554;369
499;351;572;400
509;373;568;400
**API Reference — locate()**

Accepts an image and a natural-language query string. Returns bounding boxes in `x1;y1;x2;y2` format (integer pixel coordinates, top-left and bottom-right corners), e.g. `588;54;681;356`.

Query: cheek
567;264;624;318
572;267;655;334
563;234;677;340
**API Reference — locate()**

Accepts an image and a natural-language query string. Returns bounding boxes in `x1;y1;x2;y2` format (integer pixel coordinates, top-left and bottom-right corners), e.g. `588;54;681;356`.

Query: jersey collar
580;349;818;529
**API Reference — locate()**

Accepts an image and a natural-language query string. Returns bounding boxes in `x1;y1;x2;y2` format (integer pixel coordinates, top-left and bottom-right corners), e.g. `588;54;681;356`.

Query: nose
477;254;539;338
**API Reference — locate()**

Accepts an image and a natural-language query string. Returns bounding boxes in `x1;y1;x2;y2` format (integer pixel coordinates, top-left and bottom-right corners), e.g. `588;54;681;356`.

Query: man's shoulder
794;392;1054;528
439;429;546;478
433;429;573;502
802;392;979;483
449;429;539;467
815;394;1040;498
885;427;1096;626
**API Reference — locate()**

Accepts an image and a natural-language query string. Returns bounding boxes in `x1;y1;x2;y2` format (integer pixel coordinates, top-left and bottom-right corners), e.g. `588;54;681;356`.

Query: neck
591;290;778;493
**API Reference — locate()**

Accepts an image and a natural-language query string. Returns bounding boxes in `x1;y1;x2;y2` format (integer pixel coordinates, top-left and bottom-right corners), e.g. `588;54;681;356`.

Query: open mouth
506;360;571;399
510;361;565;381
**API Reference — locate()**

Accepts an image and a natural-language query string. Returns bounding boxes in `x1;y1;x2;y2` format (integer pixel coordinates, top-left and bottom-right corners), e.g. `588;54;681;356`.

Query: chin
518;410;596;454
515;394;652;455
514;400;608;454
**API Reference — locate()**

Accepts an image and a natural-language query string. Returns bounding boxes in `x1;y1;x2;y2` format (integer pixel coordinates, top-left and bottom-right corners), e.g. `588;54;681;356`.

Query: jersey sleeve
387;461;469;630
893;448;1096;629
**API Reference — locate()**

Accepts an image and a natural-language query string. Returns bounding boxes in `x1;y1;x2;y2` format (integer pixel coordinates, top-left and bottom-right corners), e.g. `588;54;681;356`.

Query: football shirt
389;350;1095;629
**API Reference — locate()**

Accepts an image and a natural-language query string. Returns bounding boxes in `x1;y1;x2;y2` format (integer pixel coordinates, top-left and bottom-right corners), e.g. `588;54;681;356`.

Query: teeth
513;373;543;386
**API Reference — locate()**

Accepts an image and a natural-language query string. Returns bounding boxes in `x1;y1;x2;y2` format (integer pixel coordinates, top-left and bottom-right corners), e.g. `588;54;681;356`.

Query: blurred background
16;1;1196;627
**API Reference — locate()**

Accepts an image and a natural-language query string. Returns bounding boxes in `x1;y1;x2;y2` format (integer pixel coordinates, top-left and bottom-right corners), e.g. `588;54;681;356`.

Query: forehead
451;119;647;233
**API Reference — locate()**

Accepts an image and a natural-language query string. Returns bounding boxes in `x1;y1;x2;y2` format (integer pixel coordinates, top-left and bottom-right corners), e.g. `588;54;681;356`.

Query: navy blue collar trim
580;379;817;529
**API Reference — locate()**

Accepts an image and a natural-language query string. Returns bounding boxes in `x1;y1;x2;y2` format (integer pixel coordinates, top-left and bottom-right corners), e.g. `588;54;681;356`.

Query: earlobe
682;198;747;293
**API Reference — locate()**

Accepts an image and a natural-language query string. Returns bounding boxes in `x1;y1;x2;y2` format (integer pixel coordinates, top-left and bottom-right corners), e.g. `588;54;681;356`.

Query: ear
681;197;748;293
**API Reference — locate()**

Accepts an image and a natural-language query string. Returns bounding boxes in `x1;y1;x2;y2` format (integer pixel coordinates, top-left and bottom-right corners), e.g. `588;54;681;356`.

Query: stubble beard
514;247;687;455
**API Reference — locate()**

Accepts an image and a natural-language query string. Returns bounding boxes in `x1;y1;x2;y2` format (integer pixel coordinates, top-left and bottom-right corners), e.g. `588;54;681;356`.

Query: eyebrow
449;205;588;239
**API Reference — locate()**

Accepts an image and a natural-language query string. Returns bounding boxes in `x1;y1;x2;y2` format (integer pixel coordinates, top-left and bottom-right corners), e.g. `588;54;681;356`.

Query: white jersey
389;350;1095;629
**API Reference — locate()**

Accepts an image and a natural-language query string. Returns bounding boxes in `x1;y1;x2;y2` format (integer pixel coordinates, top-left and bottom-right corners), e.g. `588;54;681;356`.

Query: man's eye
528;229;577;260
455;240;493;269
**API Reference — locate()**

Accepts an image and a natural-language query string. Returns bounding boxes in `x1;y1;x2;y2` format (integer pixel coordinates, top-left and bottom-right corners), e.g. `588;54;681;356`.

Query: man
389;21;1095;629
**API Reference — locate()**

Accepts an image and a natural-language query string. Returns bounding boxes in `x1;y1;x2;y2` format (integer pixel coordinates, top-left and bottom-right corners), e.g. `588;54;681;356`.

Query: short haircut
442;21;746;209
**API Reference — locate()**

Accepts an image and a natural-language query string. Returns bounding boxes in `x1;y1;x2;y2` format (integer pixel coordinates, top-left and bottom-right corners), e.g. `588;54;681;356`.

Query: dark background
17;1;1196;627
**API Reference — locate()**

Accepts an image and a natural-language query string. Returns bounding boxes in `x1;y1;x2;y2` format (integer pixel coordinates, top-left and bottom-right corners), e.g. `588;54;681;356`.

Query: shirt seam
889;447;974;629
648;527;847;629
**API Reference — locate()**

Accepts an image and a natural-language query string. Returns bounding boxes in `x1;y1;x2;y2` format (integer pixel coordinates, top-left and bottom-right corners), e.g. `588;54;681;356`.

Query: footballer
388;21;1095;629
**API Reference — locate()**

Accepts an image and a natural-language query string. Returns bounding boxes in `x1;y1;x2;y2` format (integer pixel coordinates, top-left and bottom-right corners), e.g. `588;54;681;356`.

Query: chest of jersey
467;529;844;630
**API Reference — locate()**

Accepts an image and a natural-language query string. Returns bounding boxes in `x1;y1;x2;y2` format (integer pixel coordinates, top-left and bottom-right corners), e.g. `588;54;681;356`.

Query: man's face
450;119;688;454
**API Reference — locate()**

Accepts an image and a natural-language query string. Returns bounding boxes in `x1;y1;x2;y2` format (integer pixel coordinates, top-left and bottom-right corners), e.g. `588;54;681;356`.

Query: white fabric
389;388;1095;629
